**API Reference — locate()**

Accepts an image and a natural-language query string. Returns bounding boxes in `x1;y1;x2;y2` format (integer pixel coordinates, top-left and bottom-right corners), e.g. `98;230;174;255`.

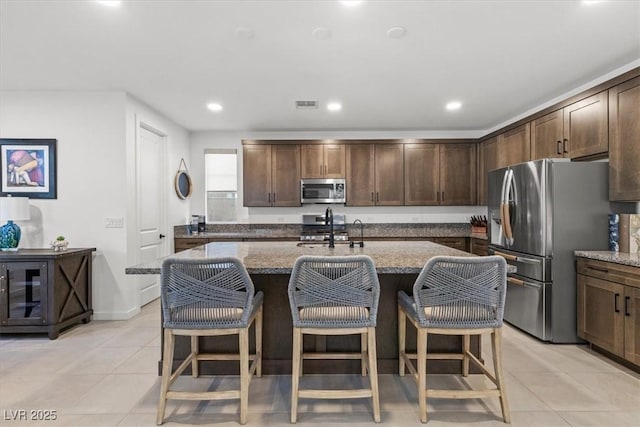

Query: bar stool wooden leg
462;334;470;377
191;336;199;378
291;327;302;423
256;306;263;377
367;327;381;423
492;328;511;423
156;329;174;425
417;328;428;423
361;332;368;376
398;306;406;376
239;328;249;425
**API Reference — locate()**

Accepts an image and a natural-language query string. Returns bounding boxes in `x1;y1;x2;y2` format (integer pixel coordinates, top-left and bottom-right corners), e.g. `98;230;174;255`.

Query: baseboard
93;306;140;321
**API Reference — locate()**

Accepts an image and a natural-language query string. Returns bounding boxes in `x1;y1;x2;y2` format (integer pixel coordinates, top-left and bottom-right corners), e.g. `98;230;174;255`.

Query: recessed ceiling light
207;103;223;112
340;1;363;7
582;0;603;5
386;27;406;39
446;101;462;111
327;102;342;112
96;0;121;7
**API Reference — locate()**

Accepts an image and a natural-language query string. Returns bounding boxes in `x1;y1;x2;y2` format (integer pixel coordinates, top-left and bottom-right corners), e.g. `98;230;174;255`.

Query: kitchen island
127;240;480;375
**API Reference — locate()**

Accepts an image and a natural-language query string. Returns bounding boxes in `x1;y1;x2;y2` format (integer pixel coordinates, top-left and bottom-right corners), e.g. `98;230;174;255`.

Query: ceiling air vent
295;100;318;109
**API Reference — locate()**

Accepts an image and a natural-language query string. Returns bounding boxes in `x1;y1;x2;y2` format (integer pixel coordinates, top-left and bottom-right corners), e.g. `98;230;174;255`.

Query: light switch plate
105;217;124;228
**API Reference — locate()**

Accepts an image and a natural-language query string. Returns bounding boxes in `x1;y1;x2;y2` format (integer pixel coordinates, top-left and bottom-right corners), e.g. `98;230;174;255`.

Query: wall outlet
105;217;124;228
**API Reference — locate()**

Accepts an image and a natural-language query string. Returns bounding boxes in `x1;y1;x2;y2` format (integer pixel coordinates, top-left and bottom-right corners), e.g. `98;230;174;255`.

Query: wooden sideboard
0;248;95;339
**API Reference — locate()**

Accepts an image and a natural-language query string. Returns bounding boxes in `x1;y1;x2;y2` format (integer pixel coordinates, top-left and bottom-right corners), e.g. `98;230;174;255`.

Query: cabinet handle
625;296;631;316
273;192;276;203
371;192;374;202
563;138;569;154
376;192;379;202
614;293;620;313
587;265;609;274
268;193;271;203
441;191;445;202
556;140;562;155
437;191;440;202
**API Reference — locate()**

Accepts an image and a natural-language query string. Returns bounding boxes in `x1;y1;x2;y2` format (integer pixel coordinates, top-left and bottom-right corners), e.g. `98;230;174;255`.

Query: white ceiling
1;0;639;133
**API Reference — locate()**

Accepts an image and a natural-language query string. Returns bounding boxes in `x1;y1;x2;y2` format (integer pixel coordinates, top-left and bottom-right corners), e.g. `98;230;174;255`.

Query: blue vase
0;220;21;251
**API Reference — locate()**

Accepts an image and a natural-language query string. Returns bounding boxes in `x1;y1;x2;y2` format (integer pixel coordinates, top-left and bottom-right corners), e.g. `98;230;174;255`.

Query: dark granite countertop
174;223;488;240
574;251;640;268
127;240;475;275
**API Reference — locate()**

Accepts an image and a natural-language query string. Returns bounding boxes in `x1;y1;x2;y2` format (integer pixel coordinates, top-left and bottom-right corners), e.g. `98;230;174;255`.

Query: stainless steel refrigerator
488;159;609;343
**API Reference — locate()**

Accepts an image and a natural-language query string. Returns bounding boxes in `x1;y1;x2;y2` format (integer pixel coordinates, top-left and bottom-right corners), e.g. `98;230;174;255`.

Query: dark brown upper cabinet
609;76;640;201
243;144;301;207
478;137;499;206
531;92;608;160
498;123;531;167
301;144;345;179
563;91;609;159
404;144;439;205
531;110;564;160
440;143;477;205
405;143;476;206
346;143;404;206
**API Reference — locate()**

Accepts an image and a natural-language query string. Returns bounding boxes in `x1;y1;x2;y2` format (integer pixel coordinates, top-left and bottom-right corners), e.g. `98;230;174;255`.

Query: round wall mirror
174;170;192;199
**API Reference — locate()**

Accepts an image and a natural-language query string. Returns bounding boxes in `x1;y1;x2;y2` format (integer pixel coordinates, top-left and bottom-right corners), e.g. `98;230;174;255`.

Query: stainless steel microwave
300;178;346;204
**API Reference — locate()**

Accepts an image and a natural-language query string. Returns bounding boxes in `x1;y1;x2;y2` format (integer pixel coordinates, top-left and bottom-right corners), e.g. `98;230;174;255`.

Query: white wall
0;91;191;320
190;130;487;225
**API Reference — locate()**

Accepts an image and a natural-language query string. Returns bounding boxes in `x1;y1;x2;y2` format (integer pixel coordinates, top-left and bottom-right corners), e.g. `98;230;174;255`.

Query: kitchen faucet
350;219;364;248
325;207;335;248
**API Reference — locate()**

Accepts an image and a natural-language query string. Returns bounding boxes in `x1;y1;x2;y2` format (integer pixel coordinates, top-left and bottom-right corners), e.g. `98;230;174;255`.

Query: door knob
159;234;166;239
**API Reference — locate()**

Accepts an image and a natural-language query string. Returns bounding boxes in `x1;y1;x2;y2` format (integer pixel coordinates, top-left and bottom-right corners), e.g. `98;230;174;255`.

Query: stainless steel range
299;214;349;242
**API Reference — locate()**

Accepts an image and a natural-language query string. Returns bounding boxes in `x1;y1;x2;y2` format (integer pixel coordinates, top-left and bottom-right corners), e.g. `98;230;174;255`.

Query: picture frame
0;138;57;199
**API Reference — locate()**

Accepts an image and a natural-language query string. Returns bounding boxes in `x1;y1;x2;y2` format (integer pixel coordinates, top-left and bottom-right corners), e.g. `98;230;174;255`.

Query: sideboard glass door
0;262;48;327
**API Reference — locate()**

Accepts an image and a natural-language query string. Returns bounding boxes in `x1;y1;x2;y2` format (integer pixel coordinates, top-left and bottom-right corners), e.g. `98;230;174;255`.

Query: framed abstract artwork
0;138;57;199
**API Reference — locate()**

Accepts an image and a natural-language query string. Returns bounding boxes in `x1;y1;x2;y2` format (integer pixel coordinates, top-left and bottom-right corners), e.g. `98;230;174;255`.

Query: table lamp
0;196;30;251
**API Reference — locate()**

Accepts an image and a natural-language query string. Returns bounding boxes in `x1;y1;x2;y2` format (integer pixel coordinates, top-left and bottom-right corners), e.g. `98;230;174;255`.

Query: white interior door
137;122;166;306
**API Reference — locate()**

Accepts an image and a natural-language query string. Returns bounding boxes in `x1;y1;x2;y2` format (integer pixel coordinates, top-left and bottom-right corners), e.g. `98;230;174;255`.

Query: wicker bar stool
157;257;263;425
288;255;381;423
397;255;510;423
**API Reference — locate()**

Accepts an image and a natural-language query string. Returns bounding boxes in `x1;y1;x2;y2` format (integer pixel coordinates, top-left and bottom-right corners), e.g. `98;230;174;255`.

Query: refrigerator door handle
508;276;541;289
494;250;541;264
501;169;514;244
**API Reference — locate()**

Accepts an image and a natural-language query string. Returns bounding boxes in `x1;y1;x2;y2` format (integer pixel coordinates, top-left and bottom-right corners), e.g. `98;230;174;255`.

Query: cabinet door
498;123;531;167
324;144;346;178
609;76;640;201
374;144;404;205
434;237;468;252
301;145;324;178
577;274;624;357
346;144;375;206
478;137;499;205
243;145;272;206
404;144;439;205
531;110;564;160
0;262;48;327
624;286;640;365
271;144;301;207
563;91;608;159
440;143;476;205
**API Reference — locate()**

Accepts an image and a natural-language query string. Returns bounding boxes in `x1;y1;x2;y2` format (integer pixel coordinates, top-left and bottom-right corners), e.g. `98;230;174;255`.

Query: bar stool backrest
288;255;380;328
160;257;255;329
412;256;507;329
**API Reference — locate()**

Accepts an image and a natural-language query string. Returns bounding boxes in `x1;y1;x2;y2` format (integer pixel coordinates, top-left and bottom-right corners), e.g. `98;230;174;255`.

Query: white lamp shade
0;197;30;221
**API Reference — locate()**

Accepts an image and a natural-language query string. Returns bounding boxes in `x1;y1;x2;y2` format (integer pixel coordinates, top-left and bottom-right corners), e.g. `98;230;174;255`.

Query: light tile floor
1;299;639;426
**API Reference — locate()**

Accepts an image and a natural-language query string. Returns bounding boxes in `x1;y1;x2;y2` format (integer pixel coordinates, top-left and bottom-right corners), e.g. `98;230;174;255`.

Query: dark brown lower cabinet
577;257;640;367
470;238;488;256
0;248;95;339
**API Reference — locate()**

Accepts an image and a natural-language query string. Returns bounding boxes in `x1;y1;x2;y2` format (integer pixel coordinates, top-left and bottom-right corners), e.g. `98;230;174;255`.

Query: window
205;149;237;222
